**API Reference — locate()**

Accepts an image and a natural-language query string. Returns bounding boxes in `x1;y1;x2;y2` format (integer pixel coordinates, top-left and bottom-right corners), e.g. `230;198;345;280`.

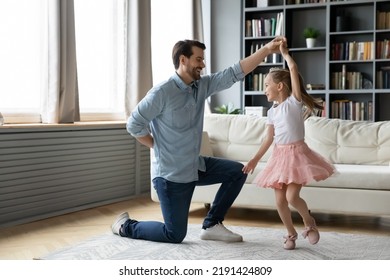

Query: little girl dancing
242;41;336;250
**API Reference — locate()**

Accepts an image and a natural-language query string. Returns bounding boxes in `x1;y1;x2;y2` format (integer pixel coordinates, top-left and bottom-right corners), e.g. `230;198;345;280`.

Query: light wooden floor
0;194;389;260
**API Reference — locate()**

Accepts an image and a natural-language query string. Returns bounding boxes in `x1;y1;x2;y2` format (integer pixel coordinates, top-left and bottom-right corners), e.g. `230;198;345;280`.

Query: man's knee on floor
167;230;187;243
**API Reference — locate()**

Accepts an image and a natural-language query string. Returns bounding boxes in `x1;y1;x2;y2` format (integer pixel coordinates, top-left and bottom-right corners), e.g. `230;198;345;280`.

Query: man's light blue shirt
127;62;244;183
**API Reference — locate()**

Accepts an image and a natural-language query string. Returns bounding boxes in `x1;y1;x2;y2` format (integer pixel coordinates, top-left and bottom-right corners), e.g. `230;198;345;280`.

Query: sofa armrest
200;131;214;156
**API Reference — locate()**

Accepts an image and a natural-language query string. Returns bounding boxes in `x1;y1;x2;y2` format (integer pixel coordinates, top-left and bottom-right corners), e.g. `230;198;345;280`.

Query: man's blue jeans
121;157;247;243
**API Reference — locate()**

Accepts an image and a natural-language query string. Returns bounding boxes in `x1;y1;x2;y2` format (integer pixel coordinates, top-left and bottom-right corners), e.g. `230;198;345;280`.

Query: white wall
210;0;242;112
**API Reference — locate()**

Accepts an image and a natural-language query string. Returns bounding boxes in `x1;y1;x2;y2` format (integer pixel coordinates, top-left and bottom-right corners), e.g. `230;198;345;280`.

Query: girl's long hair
268;68;323;119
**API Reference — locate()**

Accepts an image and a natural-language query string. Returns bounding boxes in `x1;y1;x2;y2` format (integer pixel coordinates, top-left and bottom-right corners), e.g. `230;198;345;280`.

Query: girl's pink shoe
283;234;298;250
302;225;320;244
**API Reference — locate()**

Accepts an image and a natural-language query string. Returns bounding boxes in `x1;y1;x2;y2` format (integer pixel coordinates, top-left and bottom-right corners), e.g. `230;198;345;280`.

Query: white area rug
38;225;390;260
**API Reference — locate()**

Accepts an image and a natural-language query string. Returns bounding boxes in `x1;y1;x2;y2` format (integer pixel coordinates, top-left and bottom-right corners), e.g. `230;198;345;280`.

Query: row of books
330;71;366;90
249;43;283;62
247;75;327;92
331;41;374;61
245;101;374;121
331;100;373;121
376;67;390;89
245;102;325;118
287;0;327;3
245;12;284;38
250;0;328;5
250;71;382;91
251;73;265;92
246;73;266;92
377;11;390;30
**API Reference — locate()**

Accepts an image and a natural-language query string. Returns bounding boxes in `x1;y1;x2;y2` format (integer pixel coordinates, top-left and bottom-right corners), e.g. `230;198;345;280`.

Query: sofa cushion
240;162;390;191
305;117;390;165
204;114;272;162
200;131;214;156
304;164;390;191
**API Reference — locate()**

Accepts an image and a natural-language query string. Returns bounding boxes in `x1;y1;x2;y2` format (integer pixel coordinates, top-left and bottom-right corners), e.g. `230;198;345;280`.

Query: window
151;0;192;85
0;0;126;123
0;0;195;123
0;0;42;116
74;0;126;120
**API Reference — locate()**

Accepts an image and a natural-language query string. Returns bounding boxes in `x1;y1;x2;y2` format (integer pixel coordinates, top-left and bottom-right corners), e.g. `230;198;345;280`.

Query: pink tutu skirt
254;140;336;189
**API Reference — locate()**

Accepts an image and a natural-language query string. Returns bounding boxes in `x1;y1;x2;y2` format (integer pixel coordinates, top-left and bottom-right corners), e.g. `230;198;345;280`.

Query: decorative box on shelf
245;106;268;117
256;0;268;8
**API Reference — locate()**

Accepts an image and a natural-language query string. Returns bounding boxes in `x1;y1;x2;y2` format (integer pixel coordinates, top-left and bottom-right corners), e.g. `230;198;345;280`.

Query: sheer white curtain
41;0;80;123
0;0;41;123
150;0;207;83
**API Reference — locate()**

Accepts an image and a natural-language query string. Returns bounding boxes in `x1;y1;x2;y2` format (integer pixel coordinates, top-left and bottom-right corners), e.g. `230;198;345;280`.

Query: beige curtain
192;0;204;44
192;0;211;114
41;0;80;124
124;0;153;118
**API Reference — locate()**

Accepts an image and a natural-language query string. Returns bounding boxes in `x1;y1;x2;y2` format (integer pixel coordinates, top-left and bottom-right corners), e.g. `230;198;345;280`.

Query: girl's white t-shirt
267;95;305;145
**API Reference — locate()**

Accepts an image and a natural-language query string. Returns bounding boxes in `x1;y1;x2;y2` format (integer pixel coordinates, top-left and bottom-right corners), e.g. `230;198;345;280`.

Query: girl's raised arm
279;43;302;102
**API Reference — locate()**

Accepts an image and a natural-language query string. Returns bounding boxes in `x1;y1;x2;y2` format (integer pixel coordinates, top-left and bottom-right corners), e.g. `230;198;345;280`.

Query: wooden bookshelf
242;0;390;121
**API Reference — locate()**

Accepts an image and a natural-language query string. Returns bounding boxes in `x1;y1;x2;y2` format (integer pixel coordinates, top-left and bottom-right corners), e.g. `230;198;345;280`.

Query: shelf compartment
244;93;270;109
330;61;373;90
329;92;373;121
285;7;326;49
291;51;326;88
375;92;390;121
330;2;374;33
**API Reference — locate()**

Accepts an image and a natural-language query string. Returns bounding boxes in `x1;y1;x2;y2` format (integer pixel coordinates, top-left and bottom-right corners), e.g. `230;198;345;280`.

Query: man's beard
189;67;201;80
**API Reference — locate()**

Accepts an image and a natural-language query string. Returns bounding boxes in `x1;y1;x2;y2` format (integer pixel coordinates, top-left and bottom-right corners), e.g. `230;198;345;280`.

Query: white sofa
151;114;390;217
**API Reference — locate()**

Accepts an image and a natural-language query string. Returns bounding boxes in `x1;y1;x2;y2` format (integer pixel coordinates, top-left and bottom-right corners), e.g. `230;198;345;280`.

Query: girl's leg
274;186;297;249
274;186;297;236
286;183;319;244
285;183;314;226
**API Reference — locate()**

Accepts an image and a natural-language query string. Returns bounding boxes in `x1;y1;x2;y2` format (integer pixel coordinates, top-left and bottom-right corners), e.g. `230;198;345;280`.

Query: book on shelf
253;74;259;91
250;42;260;55
376;67;390;89
264;18;271;36
376;11;390;30
274;12;283;36
376;39;390;59
245;20;252;37
257;0;268;8
306;84;325;90
246;75;253;91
